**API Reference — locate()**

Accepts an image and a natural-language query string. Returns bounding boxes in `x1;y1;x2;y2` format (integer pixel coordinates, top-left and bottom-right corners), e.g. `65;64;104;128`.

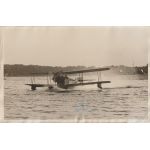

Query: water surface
4;75;148;121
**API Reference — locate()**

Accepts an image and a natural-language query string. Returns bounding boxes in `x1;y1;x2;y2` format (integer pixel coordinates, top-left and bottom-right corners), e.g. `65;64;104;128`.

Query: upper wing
29;67;110;75
30;72;51;76
62;67;110;74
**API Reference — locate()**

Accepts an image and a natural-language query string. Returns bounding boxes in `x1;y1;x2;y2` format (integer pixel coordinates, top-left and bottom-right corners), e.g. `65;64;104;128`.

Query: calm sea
4;75;148;122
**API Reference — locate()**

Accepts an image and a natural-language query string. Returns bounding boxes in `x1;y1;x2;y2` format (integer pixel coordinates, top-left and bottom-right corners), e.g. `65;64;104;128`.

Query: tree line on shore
4;64;148;77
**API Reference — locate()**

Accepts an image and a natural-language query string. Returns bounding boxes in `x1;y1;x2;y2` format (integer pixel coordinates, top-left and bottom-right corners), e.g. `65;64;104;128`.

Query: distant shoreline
4;64;148;77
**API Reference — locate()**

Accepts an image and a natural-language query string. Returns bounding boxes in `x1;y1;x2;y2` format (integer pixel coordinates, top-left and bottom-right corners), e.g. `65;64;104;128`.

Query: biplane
26;67;111;91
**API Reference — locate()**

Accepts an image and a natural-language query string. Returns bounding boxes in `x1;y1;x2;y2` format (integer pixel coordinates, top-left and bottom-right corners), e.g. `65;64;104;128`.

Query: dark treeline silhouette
4;64;86;76
110;64;148;75
4;64;148;77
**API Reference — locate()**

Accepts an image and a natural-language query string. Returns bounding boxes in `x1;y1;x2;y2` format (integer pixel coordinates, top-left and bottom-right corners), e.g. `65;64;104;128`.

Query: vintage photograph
2;27;148;122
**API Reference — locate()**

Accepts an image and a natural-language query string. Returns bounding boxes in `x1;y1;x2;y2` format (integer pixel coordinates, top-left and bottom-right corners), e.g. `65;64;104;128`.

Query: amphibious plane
26;67;111;91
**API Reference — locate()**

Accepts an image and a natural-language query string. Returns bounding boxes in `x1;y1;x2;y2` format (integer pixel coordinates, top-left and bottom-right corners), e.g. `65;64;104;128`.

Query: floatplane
26;67;111;91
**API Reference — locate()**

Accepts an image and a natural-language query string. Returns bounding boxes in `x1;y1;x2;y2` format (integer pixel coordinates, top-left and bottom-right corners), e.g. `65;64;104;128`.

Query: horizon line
4;63;148;67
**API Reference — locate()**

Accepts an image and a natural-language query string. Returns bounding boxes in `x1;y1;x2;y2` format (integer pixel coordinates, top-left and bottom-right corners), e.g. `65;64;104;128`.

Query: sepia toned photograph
1;27;149;122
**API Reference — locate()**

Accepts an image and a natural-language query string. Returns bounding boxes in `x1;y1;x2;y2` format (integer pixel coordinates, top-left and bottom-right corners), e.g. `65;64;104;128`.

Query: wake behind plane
26;67;111;91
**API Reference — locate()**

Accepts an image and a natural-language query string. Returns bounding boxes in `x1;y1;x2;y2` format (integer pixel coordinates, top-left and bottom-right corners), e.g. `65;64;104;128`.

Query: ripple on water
4;77;148;120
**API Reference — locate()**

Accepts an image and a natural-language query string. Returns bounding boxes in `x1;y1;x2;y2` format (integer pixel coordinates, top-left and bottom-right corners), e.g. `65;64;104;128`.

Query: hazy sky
1;27;148;67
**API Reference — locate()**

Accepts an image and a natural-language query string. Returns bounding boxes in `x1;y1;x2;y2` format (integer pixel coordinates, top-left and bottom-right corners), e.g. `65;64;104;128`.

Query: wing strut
97;71;102;88
97;71;102;82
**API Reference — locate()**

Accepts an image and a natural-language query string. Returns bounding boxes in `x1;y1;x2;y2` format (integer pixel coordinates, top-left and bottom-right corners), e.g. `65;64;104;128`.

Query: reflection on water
4;75;148;121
